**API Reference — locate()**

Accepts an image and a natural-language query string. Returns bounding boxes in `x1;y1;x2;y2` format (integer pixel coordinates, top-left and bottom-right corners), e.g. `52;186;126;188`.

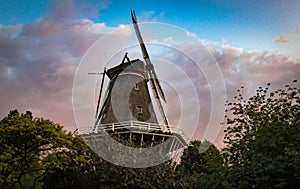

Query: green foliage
94;160;188;189
178;141;222;175
0;110;89;189
177;141;229;189
223;81;300;188
44;141;189;189
0;110;188;188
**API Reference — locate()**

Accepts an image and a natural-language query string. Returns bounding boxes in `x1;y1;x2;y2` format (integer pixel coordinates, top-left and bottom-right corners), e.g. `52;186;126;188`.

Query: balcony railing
79;120;189;145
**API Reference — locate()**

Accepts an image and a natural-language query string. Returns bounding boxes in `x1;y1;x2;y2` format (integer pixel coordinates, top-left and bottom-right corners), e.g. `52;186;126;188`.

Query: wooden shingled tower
80;10;189;167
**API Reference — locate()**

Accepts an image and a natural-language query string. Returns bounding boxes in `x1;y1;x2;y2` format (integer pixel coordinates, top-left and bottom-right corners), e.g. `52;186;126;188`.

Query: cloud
0;2;113;130
139;10;165;22
0;1;299;147
151;39;300;146
135;37;300;146
273;30;300;43
273;35;290;43
185;31;197;38
48;0;81;21
272;31;300;57
47;0;110;22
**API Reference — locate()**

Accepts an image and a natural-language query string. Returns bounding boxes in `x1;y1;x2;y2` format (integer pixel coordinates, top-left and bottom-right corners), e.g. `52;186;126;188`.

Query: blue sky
1;0;299;57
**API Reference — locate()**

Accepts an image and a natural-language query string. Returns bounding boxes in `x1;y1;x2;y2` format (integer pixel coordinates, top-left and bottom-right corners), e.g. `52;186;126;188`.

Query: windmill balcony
79;120;189;147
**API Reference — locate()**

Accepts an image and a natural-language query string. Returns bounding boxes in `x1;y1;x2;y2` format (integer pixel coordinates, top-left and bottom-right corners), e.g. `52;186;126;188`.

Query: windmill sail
95;68;106;118
131;10;169;128
131;10;166;102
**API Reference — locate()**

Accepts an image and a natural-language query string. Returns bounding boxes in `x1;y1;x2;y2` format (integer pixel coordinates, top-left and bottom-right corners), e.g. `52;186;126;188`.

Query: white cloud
0;7;113;130
274;35;291;43
0;2;299;147
152;39;300;144
185;31;197;38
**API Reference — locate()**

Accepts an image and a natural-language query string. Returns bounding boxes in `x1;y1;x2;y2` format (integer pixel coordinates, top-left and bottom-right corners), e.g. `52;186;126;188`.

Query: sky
0;0;299;147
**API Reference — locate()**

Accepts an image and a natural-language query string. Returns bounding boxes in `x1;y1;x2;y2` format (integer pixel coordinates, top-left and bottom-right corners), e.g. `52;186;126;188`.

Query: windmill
81;10;189;167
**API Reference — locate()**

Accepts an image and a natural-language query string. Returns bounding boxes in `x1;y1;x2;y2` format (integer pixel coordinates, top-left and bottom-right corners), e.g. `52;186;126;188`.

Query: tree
222;81;300;188
0;110;89;189
95;160;188;189
45;137;190;189
177;140;229;188
0;109;189;188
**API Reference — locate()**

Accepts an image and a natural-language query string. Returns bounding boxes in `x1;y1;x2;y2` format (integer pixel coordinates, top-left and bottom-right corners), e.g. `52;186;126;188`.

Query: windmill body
81;10;189;167
99;59;158;124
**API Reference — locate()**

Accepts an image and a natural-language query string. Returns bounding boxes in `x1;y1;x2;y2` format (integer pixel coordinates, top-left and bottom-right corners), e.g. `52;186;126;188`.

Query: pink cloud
0;3;111;131
274;35;291;43
150;40;299;145
0;2;299;147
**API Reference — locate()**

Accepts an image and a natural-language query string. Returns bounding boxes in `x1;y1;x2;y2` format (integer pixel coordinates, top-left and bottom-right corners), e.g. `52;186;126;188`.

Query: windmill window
134;83;139;90
137;106;143;114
